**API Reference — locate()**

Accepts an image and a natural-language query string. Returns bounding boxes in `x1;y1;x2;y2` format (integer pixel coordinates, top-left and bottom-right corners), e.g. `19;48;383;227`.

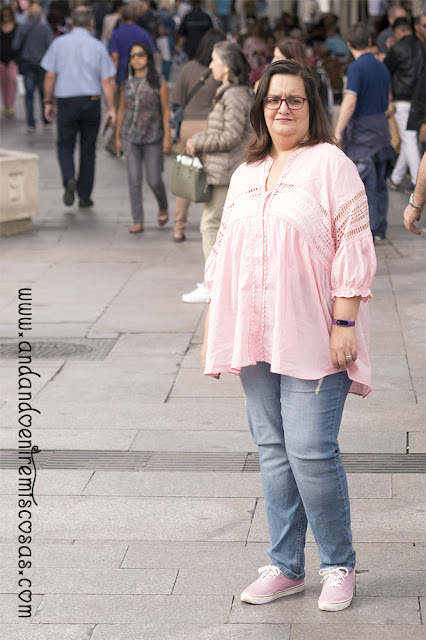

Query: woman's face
129;46;148;72
2;8;14;22
272;47;286;63
263;73;310;148
209;49;229;83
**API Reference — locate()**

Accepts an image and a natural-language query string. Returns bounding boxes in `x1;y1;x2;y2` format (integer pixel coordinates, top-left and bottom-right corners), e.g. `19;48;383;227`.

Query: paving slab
0;496;255;541
0;398;250;431
230;595;421;624
0;365;63;404
130;430;255;452
248;497;426;543
33;594;233;624
0;541;127;568
0;568;177;595
355;542;426;571
170;369;245;398
391;474;426;500
34;362;175;404
83;471;263;497
0;470;93;495
338;431;406;453
341;402;425;432
0;626;94;640
91;623;291;640
106;333;192;357
0;323;91;338
409;431;426;452
356;569;426;596
0;429;137;451
0;594;43;623
289;624;426;640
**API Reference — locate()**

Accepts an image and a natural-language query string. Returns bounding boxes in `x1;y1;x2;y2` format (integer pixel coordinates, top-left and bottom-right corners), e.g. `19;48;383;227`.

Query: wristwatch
409;193;424;211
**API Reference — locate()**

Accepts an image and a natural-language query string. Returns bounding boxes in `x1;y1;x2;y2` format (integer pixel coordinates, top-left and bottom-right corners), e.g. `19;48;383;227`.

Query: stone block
0;541;127;569
91;623;291;640
230;595;421;624
0;624;95;640
33;594;233;624
0;148;39;236
289;624;426;640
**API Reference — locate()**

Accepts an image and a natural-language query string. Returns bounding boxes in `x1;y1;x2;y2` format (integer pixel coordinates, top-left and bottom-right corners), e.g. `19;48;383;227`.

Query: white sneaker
181;283;208;303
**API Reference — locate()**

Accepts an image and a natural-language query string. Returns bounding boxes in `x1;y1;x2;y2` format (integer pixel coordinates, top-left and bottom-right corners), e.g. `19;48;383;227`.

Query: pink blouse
204;143;377;397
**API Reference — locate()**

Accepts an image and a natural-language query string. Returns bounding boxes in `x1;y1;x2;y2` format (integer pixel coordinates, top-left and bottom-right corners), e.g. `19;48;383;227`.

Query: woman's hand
330;326;357;370
186;138;196;155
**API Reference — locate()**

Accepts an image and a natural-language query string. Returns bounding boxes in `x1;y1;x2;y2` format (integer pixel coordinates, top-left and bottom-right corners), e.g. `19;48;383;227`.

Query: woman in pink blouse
201;60;376;612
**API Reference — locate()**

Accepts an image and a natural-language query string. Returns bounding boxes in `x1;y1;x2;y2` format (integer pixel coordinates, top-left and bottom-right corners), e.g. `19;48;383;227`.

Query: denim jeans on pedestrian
57;96;101;201
125;140;167;224
359;149;389;240
22;63;48;128
240;362;355;580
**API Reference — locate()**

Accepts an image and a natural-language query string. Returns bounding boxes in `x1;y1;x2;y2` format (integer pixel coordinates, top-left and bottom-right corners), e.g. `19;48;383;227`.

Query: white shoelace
318;567;349;588
257;565;282;582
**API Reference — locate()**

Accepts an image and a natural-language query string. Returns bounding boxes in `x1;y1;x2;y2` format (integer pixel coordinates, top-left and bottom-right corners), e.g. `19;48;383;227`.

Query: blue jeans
125;140;167;223
359;149;389;239
240;362;355;580
22;63;48;128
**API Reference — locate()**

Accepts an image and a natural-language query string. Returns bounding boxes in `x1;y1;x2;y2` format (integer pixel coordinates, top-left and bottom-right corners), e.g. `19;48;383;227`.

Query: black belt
57;95;101;101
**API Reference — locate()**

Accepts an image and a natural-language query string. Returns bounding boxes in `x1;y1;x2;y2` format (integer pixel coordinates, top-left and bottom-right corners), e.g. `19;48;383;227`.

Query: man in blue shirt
41;7;116;208
335;23;394;241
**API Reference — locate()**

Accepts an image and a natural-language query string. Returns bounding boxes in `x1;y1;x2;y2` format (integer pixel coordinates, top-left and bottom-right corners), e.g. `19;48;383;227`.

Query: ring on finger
345;355;352;360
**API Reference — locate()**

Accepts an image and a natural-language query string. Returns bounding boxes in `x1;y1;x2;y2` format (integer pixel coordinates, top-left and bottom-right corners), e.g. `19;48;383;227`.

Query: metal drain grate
0;339;117;360
0;450;424;473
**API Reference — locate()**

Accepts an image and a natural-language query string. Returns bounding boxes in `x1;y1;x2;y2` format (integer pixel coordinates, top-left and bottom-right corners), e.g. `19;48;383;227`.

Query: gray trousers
125;140;168;223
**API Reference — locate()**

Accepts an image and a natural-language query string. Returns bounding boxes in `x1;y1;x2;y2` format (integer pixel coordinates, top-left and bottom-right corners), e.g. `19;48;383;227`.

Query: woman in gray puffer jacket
183;41;253;304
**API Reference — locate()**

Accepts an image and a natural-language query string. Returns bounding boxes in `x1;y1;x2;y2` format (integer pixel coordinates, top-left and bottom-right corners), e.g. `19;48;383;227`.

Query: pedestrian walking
334;23;394;242
106;1;157;156
178;0;213;62
182;41;253;304
171;28;225;242
384;16;425;192
201;60;376;611
0;4;18;117
115;41;172;234
41;6;116;208
12;2;53;131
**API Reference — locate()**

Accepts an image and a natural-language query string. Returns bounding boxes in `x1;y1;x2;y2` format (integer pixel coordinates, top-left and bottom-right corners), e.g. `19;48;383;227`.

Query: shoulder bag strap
182;69;212;109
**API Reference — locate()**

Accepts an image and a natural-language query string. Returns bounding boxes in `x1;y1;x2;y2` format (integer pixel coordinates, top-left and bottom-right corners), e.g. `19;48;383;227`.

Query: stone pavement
0;99;425;640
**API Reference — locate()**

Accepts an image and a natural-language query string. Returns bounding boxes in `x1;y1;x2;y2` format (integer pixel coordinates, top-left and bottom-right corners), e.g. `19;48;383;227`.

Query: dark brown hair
246;60;335;165
275;39;308;66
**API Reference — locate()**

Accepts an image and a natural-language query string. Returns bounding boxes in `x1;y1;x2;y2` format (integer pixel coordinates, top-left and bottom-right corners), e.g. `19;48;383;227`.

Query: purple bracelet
332;319;356;327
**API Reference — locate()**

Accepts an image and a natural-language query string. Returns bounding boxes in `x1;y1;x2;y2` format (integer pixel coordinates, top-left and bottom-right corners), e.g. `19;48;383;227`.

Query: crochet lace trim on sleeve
334;190;371;246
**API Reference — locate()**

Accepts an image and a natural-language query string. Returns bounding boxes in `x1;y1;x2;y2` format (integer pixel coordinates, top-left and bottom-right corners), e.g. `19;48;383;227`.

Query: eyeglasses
263;96;308;110
130;52;147;58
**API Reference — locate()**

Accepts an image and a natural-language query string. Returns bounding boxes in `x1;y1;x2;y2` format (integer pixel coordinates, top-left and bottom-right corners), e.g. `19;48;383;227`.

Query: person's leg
280;371;355;570
404;127;421;185
56;98;79;187
200;185;229;261
77;98;101;201
125;142;144;224
23;67;36;128
240;362;307;580
143;141;168;210
373;152;389;239
0;63;7;110
6;61;17;111
35;66;48;124
174;197;190;237
391;101;410;185
359;160;378;237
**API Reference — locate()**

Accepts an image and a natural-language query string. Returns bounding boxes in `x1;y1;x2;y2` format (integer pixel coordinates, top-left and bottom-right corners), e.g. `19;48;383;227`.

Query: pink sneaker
241;565;305;605
318;567;355;611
